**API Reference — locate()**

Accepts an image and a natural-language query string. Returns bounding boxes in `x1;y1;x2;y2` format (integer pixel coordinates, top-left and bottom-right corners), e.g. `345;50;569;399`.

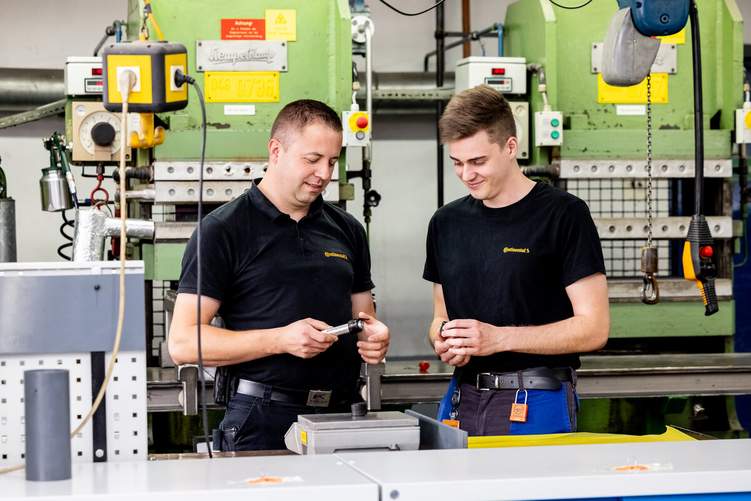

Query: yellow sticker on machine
658;27;686;45
205;71;280;103
266;9;296;41
597;73;668;105
300;430;308;446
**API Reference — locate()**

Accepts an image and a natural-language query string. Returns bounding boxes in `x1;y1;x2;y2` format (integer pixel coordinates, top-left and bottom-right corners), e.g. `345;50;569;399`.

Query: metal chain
646;74;654;247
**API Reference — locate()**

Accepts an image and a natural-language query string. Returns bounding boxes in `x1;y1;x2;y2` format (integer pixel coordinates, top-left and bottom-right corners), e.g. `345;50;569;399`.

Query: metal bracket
594;216;732;239
560;159;731;179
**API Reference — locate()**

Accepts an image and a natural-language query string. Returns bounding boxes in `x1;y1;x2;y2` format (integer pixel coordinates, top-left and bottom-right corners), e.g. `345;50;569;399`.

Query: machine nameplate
205;71;280;102
196;40;287;72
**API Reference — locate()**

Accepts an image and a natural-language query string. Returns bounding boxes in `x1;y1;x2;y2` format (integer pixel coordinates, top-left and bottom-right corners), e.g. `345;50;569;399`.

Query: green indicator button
551;118;560;127
551;130;560;140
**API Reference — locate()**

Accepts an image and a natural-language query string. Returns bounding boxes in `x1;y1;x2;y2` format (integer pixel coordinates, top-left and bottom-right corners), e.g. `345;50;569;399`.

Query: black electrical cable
58;210;74;260
378;0;447;17
177;69;213;458
548;0;593;9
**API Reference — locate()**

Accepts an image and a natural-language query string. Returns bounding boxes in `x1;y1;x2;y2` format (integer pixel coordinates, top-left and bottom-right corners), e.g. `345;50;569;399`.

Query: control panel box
71;101;131;162
455;57;527;95
342;110;371;147
534;111;563;147
65;56;104;96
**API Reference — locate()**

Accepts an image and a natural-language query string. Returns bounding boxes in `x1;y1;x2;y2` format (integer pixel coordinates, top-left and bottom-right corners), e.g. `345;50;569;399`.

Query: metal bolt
94;284;101;291
95;449;105;458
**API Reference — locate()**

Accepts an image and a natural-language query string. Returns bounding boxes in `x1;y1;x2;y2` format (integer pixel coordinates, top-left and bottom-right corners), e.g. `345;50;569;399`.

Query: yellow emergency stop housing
102;41;189;113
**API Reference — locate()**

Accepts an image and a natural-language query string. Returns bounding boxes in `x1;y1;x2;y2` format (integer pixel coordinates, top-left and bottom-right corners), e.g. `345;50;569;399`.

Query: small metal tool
323;319;365;336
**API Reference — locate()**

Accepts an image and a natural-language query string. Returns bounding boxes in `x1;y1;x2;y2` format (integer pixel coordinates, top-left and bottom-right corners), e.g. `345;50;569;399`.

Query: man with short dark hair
169;99;389;451
425;85;609;435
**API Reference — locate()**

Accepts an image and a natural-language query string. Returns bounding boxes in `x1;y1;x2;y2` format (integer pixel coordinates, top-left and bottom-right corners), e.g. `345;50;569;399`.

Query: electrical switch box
534;111;563;147
455;57;527;95
342;110;370;147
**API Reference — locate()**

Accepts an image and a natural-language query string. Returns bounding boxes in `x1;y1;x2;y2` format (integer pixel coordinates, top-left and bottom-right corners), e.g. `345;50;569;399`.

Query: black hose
689;0;704;216
57;210;74;260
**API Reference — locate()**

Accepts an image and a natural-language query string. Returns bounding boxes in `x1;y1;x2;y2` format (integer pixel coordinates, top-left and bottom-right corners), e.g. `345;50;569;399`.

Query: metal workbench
4;439;751;500
147;354;751;413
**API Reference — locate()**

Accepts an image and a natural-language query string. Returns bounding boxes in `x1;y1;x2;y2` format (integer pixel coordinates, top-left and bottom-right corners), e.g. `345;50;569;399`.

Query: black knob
351;401;368;418
91;122;116;147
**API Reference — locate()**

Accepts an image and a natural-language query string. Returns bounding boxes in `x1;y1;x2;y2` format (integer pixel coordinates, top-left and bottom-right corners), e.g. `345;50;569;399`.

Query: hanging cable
174;68;212;458
548;0;593;9
378;0;447;17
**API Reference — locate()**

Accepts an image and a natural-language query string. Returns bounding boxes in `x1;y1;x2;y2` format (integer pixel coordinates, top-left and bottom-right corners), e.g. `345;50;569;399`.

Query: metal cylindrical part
0;198;17;262
39;168;72;212
323;319;365;336
24;369;71;481
73;207;156;261
0;68;64;112
104;216;155;239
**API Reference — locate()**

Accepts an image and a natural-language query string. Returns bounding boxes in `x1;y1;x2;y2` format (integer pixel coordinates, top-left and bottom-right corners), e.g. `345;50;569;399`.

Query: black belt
475;367;573;391
235;379;347;408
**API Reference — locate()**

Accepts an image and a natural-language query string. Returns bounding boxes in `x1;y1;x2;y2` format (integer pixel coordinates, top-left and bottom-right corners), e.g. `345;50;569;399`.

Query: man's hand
356;311;389;364
442;319;500;357
276;318;338;359
433;336;471;367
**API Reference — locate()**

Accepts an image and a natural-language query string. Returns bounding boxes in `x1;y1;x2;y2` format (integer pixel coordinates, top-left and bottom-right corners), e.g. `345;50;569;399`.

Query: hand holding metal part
354;312;390;365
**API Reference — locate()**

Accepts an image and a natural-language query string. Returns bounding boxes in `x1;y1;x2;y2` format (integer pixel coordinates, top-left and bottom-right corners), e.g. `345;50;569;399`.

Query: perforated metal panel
0;350;147;467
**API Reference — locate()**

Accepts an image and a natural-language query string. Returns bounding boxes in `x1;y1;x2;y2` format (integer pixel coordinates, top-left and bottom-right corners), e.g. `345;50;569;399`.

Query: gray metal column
24;369;71;481
0;198;16;262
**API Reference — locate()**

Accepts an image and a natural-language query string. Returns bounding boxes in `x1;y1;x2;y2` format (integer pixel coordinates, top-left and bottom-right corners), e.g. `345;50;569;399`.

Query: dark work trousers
218;393;354;451
457;382;578;436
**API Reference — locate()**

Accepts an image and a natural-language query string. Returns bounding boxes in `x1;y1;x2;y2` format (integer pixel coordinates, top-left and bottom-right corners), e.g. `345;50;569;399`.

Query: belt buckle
306;389;332;407
476;373;494;391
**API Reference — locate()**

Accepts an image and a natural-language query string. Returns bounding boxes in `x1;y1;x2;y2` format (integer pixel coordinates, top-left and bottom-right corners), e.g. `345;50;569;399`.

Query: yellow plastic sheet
468;426;695;449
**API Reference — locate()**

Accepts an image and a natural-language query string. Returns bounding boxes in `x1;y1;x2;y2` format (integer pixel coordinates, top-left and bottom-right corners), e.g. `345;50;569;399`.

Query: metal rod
436;1;445;209
689;0;704;216
423;24;500;72
462;0;471;57
365;19;374;163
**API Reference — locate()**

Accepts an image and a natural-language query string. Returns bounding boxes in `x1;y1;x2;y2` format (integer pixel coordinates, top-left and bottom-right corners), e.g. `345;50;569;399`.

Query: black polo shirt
423;182;605;383
177;184;374;393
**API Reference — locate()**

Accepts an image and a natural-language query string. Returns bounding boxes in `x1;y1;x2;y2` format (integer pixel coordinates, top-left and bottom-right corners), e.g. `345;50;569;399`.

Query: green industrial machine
504;0;745;434
506;0;741;338
122;0;356;281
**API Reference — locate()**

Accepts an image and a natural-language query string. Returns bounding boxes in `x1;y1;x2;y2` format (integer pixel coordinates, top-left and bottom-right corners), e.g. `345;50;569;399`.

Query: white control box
735;108;751;144
65;56;104;96
534;111;563;147
342;110;371;147
455;57;527;95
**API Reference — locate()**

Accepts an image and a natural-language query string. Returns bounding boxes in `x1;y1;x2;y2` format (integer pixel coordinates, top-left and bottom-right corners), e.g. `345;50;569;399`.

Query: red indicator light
92;67;103;76
491;67;506;75
699;246;714;258
418;361;430;373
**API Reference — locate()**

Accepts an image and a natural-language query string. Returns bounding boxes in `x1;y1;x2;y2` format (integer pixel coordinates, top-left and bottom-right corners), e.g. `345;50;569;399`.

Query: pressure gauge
78;111;121;155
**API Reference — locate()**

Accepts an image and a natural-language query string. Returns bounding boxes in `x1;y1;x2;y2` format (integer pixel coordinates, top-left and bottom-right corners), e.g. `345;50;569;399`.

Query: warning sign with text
221;19;265;40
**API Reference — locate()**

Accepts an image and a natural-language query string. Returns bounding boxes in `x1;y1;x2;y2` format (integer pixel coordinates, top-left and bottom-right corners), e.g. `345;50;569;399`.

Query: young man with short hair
424;85;609;435
170;99;389;450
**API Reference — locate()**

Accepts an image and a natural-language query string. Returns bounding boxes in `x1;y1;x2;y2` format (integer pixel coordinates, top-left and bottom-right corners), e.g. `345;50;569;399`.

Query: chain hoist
640;74;659;304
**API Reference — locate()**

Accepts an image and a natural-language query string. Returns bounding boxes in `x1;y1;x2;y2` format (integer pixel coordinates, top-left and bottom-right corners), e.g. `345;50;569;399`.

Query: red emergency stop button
356;115;369;129
699;245;714;258
418;361;430;373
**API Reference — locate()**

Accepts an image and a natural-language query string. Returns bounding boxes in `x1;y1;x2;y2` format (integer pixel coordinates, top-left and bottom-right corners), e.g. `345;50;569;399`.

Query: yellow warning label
300;430;308;446
658;27;686;45
205;71;280;103
597;73;669;105
266;9;296;41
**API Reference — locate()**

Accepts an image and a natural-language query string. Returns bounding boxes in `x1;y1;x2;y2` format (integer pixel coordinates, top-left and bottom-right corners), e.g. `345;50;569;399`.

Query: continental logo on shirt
324;251;349;261
503;246;530;254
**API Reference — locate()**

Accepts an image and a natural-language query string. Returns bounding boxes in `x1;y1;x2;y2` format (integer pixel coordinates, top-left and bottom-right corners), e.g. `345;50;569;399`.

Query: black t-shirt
177;185;374;393
423;182;605;382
